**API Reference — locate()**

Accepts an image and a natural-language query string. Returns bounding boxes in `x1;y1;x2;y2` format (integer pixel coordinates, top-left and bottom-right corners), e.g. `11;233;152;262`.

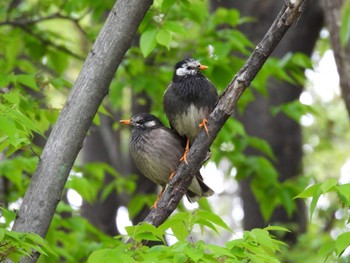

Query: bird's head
173;58;208;80
120;113;163;130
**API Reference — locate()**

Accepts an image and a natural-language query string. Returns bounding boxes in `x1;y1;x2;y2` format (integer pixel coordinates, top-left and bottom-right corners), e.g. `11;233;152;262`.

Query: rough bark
323;0;350;117
9;0;153;262
142;0;309;227
210;0;323;243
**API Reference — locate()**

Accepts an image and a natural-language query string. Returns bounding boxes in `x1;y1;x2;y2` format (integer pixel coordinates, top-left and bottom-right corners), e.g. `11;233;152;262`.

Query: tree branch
323;0;350;118
142;0;308;226
0;13;89;60
8;0;153;262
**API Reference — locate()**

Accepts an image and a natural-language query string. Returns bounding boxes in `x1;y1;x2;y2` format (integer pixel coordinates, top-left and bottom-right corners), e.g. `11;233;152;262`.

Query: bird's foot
169;171;175;181
151;187;165;208
199;118;209;135
179;148;189;164
180;138;190;164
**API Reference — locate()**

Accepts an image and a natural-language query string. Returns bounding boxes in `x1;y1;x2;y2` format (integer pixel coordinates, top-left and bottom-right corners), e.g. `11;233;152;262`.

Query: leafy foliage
87;211;289;263
0;208;54;262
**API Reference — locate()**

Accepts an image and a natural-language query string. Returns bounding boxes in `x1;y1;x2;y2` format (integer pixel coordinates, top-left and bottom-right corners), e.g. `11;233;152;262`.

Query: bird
120;113;214;207
163;58;218;164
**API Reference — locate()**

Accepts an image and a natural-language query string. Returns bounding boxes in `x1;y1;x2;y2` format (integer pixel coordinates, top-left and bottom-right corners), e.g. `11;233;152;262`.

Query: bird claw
199;119;209;135
179;149;189;164
151;187;165;208
169;171;175;181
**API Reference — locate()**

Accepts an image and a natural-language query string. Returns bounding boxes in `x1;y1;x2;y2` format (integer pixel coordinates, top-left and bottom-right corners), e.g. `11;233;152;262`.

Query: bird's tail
186;172;214;203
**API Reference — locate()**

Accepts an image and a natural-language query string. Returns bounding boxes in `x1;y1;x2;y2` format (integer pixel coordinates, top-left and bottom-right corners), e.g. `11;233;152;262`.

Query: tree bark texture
142;0;309;228
10;0;153;262
211;0;323;242
323;0;350;118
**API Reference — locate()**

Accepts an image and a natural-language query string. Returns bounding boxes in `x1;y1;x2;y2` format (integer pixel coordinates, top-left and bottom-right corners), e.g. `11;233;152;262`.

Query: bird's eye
136;119;145;125
186;66;191;70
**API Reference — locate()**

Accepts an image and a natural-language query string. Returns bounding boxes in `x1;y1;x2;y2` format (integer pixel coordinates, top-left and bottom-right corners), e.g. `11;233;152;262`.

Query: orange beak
120;119;131;125
199;64;208;71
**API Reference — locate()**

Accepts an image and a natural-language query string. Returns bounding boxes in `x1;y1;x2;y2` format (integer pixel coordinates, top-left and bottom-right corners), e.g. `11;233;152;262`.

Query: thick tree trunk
210;0;323;242
323;0;350;117
9;1;153;262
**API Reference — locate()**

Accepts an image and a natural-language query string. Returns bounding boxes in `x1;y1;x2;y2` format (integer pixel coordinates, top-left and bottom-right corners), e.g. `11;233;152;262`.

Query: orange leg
169;171;175;181
152;187;166;208
199;118;209;135
180;138;190;164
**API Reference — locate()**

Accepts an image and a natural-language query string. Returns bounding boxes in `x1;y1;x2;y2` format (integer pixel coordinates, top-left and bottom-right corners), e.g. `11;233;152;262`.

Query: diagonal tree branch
9;0;153;262
143;0;309;226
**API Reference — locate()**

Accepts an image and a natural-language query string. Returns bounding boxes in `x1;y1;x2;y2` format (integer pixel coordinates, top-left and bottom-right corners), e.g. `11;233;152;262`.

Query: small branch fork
141;0;307;227
0;12;88;60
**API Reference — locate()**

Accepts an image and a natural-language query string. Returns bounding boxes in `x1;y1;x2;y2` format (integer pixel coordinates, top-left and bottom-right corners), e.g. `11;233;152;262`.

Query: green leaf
0;207;17;227
161;0;176;11
294;183;321;199
87;248;134;263
335;232;350;256
163;21;187;35
246;136;275;160
0;228;5;241
140;29;157;57
264;226;290;232
156;28;172;49
125;223;164;243
318;241;335;258
309;187;322;220
271;100;313;123
171;222;189;241
0;117;17;138
335;184;350;206
16;74;39;91
251;229;275;253
12;108;43;135
340;0;350;47
184;245;203;262
195;210;232;232
320;178;337;193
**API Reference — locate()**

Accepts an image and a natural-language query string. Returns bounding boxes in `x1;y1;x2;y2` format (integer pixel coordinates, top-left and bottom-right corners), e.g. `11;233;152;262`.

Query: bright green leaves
89;223;289;263
87;248;135;263
212;8;241;27
295;180;350;261
271;100;315;123
126;210;232;243
341;0;350;47
140;24;179;57
0;102;39;156
318;230;350;260
156;28;172;50
0;228;55;262
295;178;348;220
0;87;57;156
140;29;158;57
